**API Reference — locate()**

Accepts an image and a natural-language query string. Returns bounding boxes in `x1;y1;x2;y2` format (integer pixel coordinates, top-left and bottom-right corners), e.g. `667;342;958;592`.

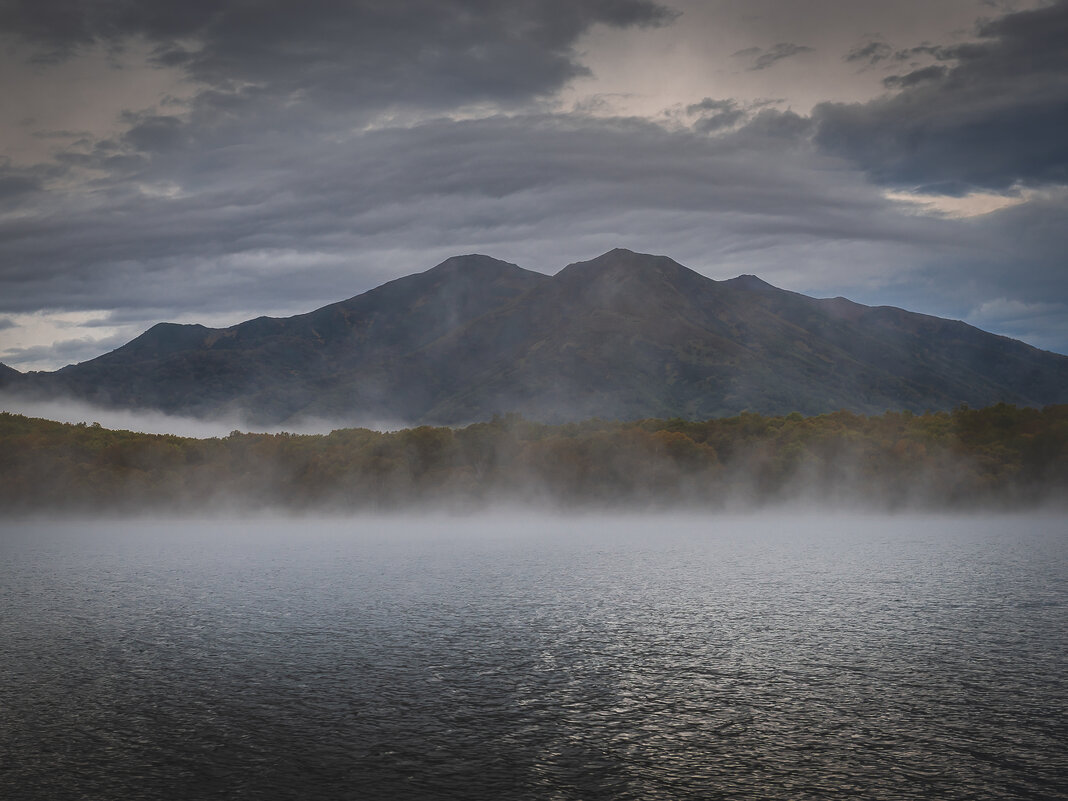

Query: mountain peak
425;254;524;277
12;250;1068;425
555;248;695;283
77;322;214;367
725;274;776;292
0;362;22;385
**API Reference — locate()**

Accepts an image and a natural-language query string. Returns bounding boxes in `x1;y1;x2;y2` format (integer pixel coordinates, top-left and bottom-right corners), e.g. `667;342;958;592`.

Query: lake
2;513;1065;800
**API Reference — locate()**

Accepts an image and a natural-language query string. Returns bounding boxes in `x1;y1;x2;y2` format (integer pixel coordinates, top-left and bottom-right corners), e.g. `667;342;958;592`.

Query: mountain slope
41;255;549;421
6;249;1067;424
410;249;1068;421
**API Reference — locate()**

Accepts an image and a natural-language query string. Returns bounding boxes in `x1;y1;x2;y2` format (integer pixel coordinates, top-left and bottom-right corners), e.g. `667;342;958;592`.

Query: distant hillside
4;249;1067;424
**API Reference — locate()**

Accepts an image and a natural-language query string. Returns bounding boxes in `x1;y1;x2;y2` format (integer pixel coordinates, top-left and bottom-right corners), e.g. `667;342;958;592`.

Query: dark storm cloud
684;98;799;136
685;98;747;133
881;65;948;89
891;44;952;63
733;43;814;71
694;111;747;133
0;159;67;210
815;0;1068;192
733;108;812;141
0;171;39;200
844;41;892;66
685;98;736;115
119;113;192;154
1;0;676;112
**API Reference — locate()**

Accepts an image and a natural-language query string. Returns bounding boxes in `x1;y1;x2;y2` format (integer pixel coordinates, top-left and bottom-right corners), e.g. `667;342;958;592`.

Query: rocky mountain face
3;249;1067;425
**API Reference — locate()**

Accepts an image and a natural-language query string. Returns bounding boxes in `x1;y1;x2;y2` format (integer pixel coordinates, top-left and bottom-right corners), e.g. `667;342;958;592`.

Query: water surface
2;514;1065;799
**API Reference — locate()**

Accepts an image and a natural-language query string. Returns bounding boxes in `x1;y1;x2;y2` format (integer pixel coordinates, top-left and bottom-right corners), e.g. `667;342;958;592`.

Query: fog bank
0;394;407;437
3;405;1066;517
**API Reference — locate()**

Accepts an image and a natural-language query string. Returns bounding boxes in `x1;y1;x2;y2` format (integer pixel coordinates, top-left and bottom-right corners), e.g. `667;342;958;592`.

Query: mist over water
3;513;1065;800
0;394;407;437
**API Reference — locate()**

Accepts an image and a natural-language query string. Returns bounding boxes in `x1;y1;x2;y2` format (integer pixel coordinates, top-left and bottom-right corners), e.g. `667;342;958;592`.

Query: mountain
4;249;1067;424
0;362;21;383
10;255;548;423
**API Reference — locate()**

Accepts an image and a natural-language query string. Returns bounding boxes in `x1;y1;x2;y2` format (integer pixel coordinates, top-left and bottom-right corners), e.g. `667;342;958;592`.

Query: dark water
2;514;1066;800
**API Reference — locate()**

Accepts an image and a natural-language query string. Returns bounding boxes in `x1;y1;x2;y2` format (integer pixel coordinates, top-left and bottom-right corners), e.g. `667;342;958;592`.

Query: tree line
2;403;1066;513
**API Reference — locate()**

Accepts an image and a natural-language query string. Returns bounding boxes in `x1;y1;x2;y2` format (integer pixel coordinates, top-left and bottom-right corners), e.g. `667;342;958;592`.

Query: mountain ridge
2;249;1066;425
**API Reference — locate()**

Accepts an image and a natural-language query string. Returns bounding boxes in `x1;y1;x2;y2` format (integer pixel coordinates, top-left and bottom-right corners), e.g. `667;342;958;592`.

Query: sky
1;0;1066;371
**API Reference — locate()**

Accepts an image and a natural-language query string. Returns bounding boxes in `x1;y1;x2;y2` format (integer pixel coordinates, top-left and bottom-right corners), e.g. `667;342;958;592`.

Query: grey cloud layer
0;0;1065;362
0;113;924;313
816;0;1068;192
2;0;674;113
6;108;1061;350
2;332;132;369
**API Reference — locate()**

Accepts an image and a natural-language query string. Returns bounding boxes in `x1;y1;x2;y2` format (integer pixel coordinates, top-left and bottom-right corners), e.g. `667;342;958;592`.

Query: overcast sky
1;0;1066;370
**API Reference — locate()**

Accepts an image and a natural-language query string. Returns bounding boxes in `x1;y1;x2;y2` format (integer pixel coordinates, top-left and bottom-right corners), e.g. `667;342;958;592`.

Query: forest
2;403;1066;513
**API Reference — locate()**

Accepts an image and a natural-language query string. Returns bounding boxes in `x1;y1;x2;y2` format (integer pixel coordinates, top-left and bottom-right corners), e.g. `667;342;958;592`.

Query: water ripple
1;514;1065;800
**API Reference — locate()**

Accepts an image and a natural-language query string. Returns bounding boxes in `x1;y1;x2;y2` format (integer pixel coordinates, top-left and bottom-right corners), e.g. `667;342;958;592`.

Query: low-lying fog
5;394;1066;516
0;394;404;436
6;508;1066;543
